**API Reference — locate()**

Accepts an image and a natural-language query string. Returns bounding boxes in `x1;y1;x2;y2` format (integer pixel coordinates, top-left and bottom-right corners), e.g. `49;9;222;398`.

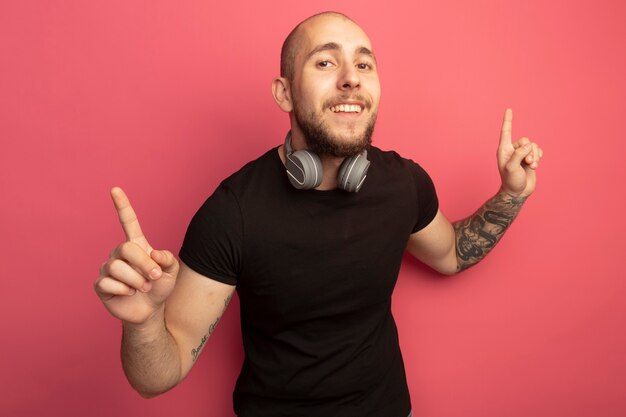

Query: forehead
297;15;374;57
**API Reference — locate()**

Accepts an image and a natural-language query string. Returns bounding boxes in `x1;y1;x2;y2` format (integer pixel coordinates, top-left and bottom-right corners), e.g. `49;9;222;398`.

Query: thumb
506;143;532;171
150;249;179;276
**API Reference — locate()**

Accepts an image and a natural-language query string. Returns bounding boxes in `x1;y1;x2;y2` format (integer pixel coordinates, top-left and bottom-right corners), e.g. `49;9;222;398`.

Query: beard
292;95;377;158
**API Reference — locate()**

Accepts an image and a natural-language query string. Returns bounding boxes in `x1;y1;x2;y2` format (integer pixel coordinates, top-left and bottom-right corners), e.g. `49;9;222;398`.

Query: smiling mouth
329;104;363;113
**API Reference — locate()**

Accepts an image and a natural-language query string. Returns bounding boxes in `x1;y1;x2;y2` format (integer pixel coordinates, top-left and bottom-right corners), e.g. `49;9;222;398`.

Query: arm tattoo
453;191;527;272
191;293;233;362
191;334;208;362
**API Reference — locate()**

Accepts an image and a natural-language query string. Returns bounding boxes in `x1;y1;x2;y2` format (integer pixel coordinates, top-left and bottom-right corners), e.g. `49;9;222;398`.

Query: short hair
280;11;353;82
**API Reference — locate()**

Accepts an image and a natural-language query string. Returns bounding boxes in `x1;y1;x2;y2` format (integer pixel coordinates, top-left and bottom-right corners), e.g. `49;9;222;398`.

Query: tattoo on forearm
453;192;527;272
190;293;233;362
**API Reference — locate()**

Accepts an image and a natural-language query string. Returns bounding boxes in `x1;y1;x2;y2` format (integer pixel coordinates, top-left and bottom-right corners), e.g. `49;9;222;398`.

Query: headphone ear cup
285;150;323;189
337;152;370;192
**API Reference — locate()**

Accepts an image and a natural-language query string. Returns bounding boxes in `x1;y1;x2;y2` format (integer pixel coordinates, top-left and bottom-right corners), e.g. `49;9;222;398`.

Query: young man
94;12;542;417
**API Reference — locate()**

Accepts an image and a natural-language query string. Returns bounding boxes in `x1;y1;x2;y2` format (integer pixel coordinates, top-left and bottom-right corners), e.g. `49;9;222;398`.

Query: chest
236;185;416;326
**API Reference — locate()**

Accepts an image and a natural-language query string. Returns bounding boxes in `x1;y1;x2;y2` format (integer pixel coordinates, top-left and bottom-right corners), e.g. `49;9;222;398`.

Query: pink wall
2;0;625;416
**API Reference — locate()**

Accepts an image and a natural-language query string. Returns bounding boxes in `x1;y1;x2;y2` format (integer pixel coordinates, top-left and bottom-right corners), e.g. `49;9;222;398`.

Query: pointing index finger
500;108;513;147
110;187;147;244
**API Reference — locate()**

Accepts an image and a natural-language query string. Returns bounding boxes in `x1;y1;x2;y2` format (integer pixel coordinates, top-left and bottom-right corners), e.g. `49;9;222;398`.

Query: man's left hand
497;108;543;197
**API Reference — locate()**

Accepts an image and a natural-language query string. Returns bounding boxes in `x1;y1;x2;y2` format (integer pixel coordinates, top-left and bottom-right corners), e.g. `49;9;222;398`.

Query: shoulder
218;146;283;194
189;146;282;222
367;145;438;213
368;146;432;180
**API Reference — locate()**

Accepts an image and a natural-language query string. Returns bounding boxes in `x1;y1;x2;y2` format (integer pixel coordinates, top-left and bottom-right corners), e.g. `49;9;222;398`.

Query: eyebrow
306;42;377;63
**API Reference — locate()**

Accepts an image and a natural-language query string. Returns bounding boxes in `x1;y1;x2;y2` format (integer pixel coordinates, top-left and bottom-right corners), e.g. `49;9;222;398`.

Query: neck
316;154;344;190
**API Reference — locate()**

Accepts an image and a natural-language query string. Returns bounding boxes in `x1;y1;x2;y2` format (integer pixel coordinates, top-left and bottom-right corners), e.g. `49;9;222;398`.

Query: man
94;11;542;417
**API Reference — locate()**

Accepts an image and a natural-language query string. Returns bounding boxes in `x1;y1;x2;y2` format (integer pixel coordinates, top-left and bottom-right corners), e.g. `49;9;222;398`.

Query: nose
337;64;360;91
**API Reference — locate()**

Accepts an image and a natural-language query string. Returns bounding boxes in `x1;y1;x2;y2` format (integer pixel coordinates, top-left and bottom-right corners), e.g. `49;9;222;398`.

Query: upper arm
164;261;235;379
406;209;458;275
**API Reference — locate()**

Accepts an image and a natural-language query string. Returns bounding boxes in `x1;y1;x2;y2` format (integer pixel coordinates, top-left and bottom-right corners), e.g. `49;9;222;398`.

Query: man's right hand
94;187;180;325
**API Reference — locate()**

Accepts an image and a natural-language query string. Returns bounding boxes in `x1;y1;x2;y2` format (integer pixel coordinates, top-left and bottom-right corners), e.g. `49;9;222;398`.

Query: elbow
432;251;461;276
435;263;460;276
132;383;174;399
124;372;179;399
137;389;159;399
137;390;162;399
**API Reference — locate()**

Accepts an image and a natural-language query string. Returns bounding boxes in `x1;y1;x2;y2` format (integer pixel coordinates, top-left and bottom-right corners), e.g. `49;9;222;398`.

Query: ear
272;77;293;112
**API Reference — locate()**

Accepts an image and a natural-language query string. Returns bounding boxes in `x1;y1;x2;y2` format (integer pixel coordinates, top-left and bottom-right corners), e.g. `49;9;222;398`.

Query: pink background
1;0;625;416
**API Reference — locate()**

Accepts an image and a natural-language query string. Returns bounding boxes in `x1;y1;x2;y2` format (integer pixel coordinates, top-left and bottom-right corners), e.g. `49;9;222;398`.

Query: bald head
280;12;356;82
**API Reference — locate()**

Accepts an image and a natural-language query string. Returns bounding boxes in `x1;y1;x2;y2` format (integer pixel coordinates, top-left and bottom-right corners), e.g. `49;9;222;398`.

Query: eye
356;62;373;70
317;60;335;69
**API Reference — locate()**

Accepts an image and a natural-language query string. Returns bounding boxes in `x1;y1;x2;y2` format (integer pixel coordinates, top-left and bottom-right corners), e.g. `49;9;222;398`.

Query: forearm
453;189;527;272
121;308;182;398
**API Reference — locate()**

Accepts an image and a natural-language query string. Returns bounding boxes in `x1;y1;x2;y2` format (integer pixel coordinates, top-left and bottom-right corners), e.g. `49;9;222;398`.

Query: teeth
330;104;362;113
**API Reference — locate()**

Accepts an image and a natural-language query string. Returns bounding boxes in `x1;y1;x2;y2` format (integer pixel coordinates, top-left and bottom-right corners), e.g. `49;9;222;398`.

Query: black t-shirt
180;145;438;417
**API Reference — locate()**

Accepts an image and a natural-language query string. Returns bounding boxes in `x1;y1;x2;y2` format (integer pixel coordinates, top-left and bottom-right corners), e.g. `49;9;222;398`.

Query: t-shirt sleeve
179;183;242;285
410;162;439;233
